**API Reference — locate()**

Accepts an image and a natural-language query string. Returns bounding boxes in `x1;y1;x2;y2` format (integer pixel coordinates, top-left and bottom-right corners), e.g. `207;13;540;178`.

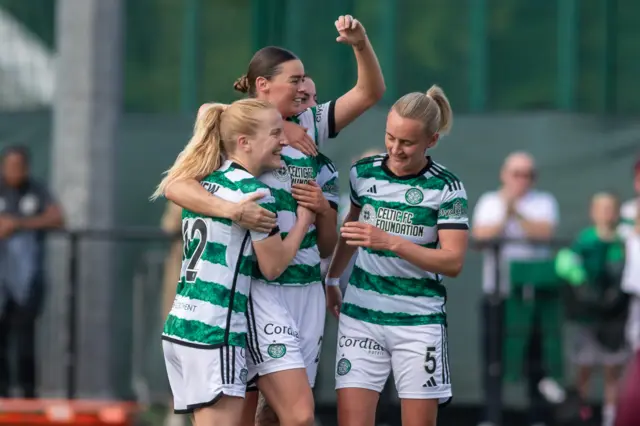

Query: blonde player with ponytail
326;86;469;426
155;99;315;426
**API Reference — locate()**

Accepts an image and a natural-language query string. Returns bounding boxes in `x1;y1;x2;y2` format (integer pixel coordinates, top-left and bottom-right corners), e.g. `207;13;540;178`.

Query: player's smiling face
248;108;287;172
260;59;305;119
384;109;438;175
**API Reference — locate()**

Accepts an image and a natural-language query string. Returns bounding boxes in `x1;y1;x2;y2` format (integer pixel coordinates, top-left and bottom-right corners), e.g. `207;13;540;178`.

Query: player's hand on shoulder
335;15;367;46
296;205;316;227
325;285;342;319
283;121;317;157
236;193;277;233
341;221;392;251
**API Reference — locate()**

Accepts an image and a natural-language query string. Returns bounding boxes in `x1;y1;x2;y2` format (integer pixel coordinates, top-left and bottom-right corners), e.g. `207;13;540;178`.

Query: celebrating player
163;14;384;426
154;99;315;426
325;86;469;426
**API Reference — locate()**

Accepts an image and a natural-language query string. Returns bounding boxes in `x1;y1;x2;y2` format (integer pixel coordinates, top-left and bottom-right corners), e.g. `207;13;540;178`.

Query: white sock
602;404;616;426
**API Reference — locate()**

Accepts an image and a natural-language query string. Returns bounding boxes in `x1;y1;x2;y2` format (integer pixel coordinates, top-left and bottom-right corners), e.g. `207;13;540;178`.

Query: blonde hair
591;191;619;207
392;85;453;136
151;99;274;200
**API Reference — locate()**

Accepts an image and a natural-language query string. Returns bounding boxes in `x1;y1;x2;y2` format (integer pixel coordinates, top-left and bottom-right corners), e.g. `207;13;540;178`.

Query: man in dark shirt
0;146;64;398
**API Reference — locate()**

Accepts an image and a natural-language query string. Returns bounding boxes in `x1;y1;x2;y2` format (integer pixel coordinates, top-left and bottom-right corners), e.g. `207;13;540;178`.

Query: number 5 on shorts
424;346;437;374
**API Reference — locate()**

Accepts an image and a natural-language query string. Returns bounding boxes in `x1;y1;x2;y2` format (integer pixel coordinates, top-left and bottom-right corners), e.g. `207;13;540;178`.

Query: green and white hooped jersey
290;101;338;149
252;101;339;287
162;161;278;348
343;155;469;326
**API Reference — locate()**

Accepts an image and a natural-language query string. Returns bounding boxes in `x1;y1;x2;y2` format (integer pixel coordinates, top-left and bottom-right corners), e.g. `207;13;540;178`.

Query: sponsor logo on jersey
359;204;424;237
201;182;220;194
267;343;287;359
171;300;197;313
339;336;385;356
336;357;351;376
315;104;326;123
272;166;290;182
405;188;424;205
287;165;314;185
264;323;300;339
439;199;465;219
322;182;339;196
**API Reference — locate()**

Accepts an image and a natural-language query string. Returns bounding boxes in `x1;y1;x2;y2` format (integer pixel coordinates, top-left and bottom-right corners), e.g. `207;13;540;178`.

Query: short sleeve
349;165;361;208
247;188;279;242
472;192;504;227
437;181;469;230
312;101;338;146
316;156;339;210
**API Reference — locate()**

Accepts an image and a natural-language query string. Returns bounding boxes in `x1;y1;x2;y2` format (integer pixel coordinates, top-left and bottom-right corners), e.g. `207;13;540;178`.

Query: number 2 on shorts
424;346;437;374
182;218;208;283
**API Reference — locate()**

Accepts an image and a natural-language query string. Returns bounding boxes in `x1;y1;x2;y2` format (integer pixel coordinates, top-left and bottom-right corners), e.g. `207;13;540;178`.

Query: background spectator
557;192;628;426
472;151;559;426
0;145;64;398
620;159;640;352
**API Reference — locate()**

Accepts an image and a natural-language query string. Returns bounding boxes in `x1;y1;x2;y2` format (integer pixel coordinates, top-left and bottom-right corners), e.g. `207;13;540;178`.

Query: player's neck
595;225;616;241
386;157;428;177
227;156;260;177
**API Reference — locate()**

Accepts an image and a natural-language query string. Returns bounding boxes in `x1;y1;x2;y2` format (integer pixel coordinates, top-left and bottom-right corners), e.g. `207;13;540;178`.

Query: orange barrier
0;399;139;425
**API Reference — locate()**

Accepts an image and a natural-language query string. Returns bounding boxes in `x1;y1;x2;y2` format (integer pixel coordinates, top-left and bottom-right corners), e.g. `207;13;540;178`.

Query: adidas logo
423;377;437;388
366;185;377;194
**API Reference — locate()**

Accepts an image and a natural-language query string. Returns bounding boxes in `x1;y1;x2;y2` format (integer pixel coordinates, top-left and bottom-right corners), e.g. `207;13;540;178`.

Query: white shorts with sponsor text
245;281;325;388
334;314;452;403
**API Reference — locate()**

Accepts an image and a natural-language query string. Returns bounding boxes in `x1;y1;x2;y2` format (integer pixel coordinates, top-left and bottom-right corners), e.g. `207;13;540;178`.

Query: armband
325;277;341;287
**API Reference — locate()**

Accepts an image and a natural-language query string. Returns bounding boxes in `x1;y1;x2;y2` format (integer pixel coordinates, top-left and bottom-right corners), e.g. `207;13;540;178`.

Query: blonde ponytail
426;85;452;135
150;104;227;200
392;84;454;137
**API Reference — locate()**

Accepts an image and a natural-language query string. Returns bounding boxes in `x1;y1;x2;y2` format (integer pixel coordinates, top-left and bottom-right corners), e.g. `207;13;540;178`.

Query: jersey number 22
182;218;208;283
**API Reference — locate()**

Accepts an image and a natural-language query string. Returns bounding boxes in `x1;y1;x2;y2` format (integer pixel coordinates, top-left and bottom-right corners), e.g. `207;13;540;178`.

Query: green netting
2;0;640;113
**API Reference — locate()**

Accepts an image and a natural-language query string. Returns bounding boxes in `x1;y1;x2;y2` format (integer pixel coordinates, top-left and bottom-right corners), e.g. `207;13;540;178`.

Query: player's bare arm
165;179;276;233
324;204;361;318
333;15;385;133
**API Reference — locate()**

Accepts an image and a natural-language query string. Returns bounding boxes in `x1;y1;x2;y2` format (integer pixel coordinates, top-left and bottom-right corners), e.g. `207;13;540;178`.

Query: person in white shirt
620;160;640;353
472;151;559;426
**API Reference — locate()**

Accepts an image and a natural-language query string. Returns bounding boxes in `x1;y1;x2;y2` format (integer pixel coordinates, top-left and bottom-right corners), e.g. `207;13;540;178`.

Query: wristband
325;277;341;287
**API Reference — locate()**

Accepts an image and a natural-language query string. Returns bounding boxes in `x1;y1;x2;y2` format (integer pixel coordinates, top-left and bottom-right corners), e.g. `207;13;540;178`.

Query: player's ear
237;135;250;151
256;76;269;94
426;133;439;149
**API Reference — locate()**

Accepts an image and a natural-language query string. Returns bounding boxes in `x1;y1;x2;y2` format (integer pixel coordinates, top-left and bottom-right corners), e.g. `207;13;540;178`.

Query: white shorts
162;340;247;413
245;281;325;389
568;323;629;367
335;314;452;403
